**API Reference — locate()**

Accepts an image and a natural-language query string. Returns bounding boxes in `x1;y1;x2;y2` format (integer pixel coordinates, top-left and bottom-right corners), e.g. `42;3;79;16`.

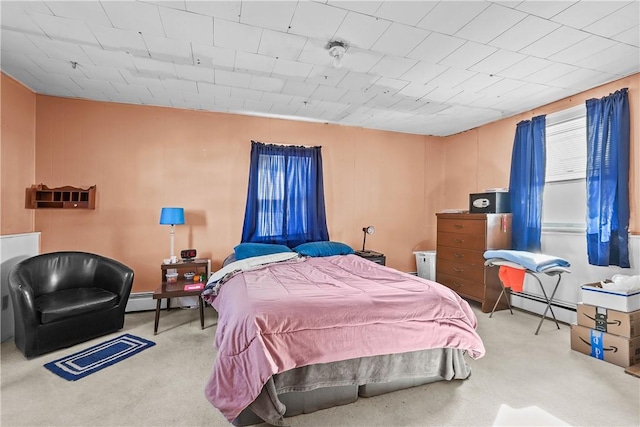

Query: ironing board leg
489;284;513;318
533;273;562;335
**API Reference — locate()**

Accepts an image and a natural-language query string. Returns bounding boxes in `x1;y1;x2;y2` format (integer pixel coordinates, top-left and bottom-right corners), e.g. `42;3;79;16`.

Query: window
241;141;329;247
543;105;587;229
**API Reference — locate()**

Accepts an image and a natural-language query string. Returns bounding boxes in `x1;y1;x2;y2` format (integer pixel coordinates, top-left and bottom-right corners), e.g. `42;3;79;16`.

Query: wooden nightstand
354;250;386;266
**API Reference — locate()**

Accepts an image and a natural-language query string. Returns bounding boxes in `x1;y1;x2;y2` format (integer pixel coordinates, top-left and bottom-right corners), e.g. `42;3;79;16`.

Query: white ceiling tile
368;55;417;79
25;34;93;63
80;45;135;68
392;97;422;112
132;57;177;79
230;87;263;102
281;80;318;97
416;1;490;35
158;6;213;45
514;1;576;20
306;66;348;86
2;30;43;55
234;51;275;75
519;26;590;58
372;76;408;93
297;38;333;67
148;85;184;100
46;1;111;27
438;41;497;69
333;11;392;50
336;72;378;90
524;62;579;85
399;61;448;84
143;35;193;64
370;23;430;57
311;85;348;102
455;3;527;44
548;35;618;64
110;81;152;97
68;77;112;93
101;1;166;37
261;92;294;105
498;56;553;79
612;25;640;47
192;43;236;69
365;93;400;108
546;67;611;90
240;1;297;32
469;49;527;75
397;81;433;98
578;44;640;75
88;24;148;56
373;1;437;27
0;5;48;34
185;1;241;21
406;32;465;63
489;14;560;51
454;73;503;92
214;18;261;53
215;68;251;88
29;12;98;44
258;30;307;61
197;82;231;97
249;75;285;92
447;90;488;106
161;78;198;93
428;68;477;88
327;1;383;15
478;77;526;96
174;64;215;83
78;63;126;83
288;1;348;40
244;99;273;113
1;1;52;14
339;48;384;73
271;58;314;79
423;86;463;103
584;2;639;38
119;69;163;87
28;54;82;76
551;1;628;29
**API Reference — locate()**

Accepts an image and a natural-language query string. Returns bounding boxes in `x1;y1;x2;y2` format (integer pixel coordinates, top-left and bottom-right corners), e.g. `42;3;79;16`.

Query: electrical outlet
2;295;8;310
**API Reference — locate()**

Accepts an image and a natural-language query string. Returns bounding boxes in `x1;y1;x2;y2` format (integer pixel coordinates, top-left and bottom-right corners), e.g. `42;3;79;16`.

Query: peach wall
33;96;441;292
1;74;35;235
443;73;640;234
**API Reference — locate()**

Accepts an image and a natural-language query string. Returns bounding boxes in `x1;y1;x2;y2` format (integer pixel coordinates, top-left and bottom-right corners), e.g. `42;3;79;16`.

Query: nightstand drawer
354;250;386;266
437;231;486;251
437;218;486;235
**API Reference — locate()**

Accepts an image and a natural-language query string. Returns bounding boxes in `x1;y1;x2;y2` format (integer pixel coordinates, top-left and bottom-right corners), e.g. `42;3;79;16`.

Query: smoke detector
327;40;347;68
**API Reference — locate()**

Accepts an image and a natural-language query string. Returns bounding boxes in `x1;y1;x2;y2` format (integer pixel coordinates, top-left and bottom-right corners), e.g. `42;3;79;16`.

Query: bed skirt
233;347;471;426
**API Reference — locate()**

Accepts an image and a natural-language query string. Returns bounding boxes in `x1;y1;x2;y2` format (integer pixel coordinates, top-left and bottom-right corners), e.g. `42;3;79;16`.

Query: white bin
414;251;436;281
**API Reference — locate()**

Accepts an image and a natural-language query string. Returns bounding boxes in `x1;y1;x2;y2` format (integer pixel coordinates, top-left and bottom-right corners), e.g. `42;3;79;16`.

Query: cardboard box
577;304;640;338
570;324;640;368
581;283;640;312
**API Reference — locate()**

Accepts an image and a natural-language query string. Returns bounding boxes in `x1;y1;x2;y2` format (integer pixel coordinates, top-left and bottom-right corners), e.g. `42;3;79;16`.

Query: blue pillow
293;241;354;257
234;243;293;260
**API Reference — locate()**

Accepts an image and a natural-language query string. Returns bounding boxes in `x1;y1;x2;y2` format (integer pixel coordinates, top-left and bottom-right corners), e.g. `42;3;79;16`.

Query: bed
202;247;485;426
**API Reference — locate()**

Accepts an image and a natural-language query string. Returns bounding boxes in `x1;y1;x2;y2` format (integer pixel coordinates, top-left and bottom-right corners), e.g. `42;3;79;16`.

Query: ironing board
483;250;571;335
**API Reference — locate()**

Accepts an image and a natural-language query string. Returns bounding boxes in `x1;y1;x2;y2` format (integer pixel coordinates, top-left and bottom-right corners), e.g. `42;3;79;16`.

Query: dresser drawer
436;246;485;267
436;272;485;301
436;259;485;283
437;231;486;251
437;218;486;235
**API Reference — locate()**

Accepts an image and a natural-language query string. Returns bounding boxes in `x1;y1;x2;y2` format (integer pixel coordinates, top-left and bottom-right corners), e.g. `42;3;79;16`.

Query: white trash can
414;251;436;281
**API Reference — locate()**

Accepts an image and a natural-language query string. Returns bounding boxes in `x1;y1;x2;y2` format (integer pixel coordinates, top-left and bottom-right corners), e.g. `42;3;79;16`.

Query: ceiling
1;1;639;137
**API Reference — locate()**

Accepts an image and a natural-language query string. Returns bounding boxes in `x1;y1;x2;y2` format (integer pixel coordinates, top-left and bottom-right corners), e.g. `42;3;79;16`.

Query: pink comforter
204;254;485;421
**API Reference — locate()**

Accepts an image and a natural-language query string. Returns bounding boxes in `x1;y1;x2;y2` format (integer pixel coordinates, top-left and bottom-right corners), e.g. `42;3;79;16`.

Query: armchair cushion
35;288;118;324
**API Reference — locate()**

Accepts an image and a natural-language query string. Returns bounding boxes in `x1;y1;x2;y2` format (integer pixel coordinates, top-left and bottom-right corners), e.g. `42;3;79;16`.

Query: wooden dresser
436;213;512;313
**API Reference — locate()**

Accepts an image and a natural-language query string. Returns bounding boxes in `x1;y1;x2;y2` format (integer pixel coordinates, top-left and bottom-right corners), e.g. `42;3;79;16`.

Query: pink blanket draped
204;254;485;421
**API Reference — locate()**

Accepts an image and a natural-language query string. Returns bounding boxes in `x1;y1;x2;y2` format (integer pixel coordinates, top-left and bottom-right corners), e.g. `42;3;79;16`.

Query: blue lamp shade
159;207;185;225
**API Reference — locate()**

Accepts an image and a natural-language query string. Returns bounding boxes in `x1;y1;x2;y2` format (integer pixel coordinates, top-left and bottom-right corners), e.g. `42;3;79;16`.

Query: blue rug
44;334;155;381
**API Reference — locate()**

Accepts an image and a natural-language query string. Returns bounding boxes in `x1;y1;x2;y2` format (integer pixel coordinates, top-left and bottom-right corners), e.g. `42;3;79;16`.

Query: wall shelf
25;184;96;209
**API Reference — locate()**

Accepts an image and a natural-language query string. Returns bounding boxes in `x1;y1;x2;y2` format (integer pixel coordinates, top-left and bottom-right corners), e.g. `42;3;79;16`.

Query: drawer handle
453;266;464;272
451;282;463;288
454;239;464;243
454;252;463;258
454;224;463;229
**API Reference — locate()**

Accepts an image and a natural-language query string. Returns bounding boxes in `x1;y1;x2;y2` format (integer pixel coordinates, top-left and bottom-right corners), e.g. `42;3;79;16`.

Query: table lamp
362;225;375;252
159;207;185;262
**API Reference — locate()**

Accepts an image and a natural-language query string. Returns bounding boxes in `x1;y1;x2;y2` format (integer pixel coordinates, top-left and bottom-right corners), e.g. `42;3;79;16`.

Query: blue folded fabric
483;250;570;272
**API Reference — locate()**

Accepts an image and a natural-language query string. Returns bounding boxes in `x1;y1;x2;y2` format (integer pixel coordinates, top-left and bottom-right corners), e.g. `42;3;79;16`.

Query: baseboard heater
509;291;577;325
125;292;163;312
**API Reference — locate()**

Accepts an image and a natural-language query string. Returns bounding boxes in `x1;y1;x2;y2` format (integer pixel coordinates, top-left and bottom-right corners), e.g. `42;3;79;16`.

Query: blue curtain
241;141;329;247
508;115;546;251
585;88;630;267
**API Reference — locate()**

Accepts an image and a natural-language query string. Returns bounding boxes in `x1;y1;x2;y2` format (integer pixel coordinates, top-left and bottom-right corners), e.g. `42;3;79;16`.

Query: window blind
545;106;587;183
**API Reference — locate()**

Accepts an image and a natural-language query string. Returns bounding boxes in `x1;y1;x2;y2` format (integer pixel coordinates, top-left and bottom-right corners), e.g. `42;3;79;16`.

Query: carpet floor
1;302;638;426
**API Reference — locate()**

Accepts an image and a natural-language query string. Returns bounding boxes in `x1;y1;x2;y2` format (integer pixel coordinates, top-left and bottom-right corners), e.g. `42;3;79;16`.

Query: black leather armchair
8;251;134;358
